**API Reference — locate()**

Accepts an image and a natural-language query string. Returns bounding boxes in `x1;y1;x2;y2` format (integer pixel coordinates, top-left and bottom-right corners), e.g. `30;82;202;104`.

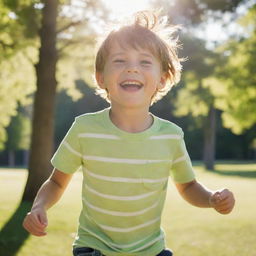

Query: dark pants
73;247;173;256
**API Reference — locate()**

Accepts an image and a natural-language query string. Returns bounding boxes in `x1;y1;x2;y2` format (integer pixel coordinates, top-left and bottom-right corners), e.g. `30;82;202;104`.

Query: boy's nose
126;64;139;73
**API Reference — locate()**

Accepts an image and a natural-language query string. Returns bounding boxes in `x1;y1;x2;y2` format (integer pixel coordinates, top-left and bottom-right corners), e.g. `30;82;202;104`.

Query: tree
173;35;218;169
152;0;250;169
0;0;105;151
22;0;58;202
211;5;256;135
21;0;108;202
152;0;245;25
5;112;31;166
0;0;37;149
0;2;107;254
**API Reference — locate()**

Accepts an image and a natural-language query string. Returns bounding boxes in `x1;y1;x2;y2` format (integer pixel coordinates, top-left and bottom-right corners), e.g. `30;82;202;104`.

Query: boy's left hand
209;189;235;214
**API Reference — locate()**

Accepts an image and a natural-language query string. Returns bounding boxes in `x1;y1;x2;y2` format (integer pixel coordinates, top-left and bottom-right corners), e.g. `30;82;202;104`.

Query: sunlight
102;0;153;20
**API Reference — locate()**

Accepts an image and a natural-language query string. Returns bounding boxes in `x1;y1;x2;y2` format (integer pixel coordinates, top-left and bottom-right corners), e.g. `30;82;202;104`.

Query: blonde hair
94;10;183;104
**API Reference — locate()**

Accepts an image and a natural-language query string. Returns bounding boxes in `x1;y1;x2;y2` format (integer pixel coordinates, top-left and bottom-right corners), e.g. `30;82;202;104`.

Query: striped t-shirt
51;107;195;256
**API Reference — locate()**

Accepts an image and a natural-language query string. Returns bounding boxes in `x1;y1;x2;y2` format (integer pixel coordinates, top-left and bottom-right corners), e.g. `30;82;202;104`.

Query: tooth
122;81;141;86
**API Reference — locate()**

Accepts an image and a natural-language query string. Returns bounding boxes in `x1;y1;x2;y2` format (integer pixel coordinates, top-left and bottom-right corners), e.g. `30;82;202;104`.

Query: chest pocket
140;161;170;191
142;177;168;191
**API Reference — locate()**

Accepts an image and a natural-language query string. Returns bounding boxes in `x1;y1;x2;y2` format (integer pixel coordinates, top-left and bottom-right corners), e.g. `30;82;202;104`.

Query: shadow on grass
214;169;256;179
0;201;32;256
192;161;256;179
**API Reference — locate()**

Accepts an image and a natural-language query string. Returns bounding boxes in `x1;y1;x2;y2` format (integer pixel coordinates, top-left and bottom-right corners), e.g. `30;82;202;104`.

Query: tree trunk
8;150;15;167
22;0;58;202
23;150;29;167
203;105;216;170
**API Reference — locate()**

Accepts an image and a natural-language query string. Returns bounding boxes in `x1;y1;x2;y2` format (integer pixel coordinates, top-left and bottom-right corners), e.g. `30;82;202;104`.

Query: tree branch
57;39;83;56
57;21;82;34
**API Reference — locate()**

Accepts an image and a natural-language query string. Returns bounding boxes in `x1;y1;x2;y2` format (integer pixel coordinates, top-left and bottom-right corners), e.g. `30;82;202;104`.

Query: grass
0;162;256;256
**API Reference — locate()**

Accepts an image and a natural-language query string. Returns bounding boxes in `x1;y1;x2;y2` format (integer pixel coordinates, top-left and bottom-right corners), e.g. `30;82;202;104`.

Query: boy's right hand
23;207;48;236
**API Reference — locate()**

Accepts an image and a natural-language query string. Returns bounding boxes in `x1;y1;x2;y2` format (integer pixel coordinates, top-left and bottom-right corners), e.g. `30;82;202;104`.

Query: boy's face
96;41;166;109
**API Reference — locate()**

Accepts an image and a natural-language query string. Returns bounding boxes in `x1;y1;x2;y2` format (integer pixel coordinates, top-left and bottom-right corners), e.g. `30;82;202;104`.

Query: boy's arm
175;180;235;214
23;168;73;236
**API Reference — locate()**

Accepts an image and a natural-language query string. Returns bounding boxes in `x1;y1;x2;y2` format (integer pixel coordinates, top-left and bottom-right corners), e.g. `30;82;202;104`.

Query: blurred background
0;0;255;170
0;0;255;255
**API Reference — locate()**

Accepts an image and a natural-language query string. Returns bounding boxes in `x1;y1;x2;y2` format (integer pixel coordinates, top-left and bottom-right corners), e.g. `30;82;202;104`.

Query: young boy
23;11;235;256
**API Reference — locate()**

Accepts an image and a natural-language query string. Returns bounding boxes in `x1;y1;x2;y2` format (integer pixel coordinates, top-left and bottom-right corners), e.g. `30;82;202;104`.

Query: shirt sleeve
169;129;195;183
51;118;82;174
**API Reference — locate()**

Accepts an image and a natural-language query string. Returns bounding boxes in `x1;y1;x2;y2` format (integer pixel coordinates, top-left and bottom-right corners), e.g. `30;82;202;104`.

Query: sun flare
102;0;153;20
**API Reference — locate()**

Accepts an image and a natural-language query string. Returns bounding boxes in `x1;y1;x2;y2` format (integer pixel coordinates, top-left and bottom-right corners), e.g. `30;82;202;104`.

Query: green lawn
0;162;256;256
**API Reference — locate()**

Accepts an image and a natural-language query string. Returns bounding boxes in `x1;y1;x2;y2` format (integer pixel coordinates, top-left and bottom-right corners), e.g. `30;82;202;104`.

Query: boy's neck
109;106;153;133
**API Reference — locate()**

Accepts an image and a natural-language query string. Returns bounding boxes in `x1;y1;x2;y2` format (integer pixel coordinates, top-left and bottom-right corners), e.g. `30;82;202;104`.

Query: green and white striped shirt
51;108;195;256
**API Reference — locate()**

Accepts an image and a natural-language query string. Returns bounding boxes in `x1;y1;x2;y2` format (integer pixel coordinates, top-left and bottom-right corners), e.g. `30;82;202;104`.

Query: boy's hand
23;207;48;236
209;189;235;214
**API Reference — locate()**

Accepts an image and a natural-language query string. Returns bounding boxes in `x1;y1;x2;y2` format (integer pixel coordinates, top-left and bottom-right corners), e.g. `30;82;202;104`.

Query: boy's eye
141;60;152;65
113;59;125;63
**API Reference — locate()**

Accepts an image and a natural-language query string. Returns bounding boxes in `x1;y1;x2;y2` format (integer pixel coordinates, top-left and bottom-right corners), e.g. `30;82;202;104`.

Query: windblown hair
94;10;183;104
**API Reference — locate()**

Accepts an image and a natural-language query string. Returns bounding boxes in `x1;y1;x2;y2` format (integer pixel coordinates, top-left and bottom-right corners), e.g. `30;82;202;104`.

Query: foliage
152;0;245;25
152;0;254;130
173;35;217;121
0;0;108;151
56;0;109;97
211;5;256;134
5;112;31;151
158;0;253;122
0;49;35;150
0;0;38;149
2;0;41;38
153;0;256;158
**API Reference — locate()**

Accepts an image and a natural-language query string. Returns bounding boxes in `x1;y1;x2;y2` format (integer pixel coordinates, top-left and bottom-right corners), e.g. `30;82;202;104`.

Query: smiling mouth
119;81;143;90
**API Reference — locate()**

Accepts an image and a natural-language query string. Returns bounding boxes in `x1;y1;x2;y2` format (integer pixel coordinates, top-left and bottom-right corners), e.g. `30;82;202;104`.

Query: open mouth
119;80;143;90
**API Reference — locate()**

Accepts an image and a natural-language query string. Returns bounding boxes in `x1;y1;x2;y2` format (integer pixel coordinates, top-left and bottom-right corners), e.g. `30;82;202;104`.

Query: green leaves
5;113;31;151
213;6;256;134
0;49;35;149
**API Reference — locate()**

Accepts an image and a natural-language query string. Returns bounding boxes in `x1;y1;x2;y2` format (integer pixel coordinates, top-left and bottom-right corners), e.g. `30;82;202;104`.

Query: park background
0;0;256;255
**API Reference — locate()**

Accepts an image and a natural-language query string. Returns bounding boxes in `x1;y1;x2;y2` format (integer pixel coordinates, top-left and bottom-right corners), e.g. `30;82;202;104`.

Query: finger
29;227;47;236
216;197;232;207
26;212;40;225
26;214;46;231
23;218;43;233
216;204;230;212
23;215;47;235
219;189;234;201
210;192;221;205
27;212;47;228
217;206;233;215
216;200;235;213
221;200;235;210
23;221;47;236
218;196;235;210
38;211;48;227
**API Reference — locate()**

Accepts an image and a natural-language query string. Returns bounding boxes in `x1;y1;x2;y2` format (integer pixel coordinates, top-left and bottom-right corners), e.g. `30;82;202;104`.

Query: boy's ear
158;73;167;89
95;72;105;89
